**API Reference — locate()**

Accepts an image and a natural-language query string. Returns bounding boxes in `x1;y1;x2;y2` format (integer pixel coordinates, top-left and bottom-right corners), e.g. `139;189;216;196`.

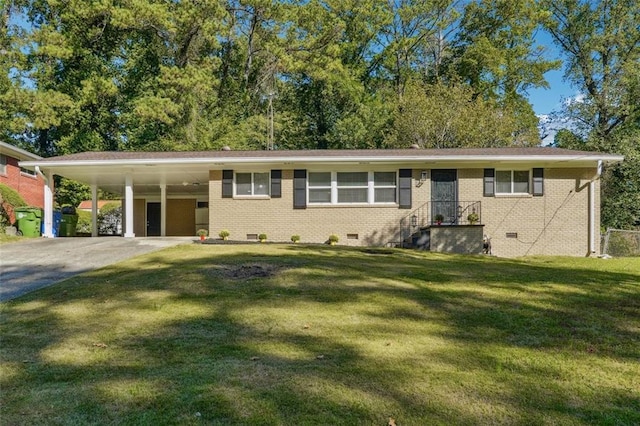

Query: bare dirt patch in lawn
208;263;285;280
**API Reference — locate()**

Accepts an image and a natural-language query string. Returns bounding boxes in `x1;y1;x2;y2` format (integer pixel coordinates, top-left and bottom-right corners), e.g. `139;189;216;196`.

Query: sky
528;68;576;116
526;31;579;144
526;30;578;116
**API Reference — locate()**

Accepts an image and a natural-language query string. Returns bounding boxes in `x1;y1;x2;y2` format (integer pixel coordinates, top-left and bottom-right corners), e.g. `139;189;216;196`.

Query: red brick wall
0;155;45;223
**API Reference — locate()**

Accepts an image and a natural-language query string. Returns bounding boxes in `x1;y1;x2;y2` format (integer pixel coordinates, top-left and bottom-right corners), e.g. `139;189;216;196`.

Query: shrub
219;229;230;239
328;234;339;244
291;234;300;243
0;183;27;231
98;204;122;235
258;233;267;241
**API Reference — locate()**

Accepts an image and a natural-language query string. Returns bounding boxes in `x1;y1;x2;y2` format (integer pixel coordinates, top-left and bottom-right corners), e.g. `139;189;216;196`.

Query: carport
20;152;214;238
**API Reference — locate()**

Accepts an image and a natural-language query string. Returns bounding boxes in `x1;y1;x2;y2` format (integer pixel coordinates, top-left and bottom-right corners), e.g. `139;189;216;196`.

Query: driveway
0;237;193;302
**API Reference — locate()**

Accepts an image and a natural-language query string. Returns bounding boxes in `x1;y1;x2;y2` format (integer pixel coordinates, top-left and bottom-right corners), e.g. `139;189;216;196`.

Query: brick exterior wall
209;169;429;246
459;168;598;257
0;155;44;223
208;166;600;257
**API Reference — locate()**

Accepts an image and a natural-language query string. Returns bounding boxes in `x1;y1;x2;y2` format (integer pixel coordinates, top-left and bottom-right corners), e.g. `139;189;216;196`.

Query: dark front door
147;202;161;236
431;169;457;224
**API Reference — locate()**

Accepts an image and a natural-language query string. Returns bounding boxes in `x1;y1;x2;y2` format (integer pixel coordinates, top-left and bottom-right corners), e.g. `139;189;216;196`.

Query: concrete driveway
0;237;193;302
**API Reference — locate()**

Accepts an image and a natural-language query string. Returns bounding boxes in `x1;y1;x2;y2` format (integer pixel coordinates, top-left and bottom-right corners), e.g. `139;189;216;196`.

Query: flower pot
200;235;206;241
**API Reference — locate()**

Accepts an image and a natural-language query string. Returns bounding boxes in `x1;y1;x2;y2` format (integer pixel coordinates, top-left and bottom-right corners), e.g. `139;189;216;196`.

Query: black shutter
532;168;544;196
222;170;233;198
483;169;495;197
271;170;282;198
293;169;307;209
398;169;412;209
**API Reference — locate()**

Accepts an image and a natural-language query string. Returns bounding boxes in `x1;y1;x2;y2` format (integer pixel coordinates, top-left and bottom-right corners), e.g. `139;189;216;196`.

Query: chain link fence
601;229;640;257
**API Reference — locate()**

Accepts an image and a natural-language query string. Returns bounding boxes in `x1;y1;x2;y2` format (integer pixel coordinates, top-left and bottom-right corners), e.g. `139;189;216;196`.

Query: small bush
258;233;267;241
219;229;230;239
0;184;27;230
291;234;300;243
328;234;339;244
98;204;122;235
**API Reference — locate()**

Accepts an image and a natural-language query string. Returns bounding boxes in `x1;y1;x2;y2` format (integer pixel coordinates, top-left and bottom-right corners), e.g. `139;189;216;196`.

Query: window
308;171;397;205
0;155;6;175
374;172;396;203
337;172;368;203
235;172;270;196
20;166;36;177
309;172;331;203
495;170;530;194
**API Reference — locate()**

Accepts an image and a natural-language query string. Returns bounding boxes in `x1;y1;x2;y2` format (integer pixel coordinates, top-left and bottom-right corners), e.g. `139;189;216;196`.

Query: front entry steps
404;225;484;254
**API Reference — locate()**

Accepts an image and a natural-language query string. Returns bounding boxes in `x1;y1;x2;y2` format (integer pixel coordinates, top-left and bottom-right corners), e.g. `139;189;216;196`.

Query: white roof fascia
20;153;624;168
1;142;42;161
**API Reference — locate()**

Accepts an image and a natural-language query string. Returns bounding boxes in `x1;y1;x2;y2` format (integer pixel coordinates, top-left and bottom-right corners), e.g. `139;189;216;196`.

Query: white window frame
495;170;530;195
307;171;397;205
234;172;270;197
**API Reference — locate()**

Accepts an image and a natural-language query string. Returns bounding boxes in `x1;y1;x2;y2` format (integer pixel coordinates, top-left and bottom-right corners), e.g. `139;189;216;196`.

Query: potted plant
328;234;339;245
258;233;267;243
197;228;208;241
219;229;230;240
467;212;479;225
434;214;444;225
291;234;300;243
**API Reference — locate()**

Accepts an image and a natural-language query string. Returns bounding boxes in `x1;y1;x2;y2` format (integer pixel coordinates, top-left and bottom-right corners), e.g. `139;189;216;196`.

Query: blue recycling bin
39;210;62;237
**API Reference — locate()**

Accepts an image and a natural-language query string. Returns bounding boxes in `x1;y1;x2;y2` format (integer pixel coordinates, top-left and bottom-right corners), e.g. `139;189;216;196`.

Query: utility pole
267;92;274;150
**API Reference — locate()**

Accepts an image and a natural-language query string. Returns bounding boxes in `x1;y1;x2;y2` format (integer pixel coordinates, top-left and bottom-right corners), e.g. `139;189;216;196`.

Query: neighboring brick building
22;148;623;257
0;142;44;223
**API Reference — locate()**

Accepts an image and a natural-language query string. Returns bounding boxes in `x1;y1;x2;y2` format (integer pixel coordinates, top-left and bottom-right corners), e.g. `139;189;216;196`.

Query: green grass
0;232;21;244
1;245;639;425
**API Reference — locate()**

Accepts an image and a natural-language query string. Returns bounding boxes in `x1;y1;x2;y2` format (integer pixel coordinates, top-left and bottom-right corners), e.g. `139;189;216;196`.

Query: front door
146;202;161;236
431;169;457;225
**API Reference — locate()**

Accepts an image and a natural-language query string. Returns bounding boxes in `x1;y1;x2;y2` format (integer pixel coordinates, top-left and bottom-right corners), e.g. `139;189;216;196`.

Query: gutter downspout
589;160;603;255
35;166;54;238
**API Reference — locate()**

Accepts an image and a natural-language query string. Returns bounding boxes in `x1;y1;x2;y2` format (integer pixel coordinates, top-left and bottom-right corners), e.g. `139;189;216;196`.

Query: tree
545;0;640;229
391;81;537;148
453;0;560;142
544;0;639;140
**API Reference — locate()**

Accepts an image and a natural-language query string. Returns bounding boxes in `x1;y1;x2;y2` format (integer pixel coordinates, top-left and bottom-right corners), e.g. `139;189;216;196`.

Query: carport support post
42;170;55;238
124;174;135;238
160;184;167;237
91;184;98;237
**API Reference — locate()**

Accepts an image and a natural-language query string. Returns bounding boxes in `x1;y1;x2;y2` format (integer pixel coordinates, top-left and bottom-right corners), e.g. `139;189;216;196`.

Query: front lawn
1;245;638;424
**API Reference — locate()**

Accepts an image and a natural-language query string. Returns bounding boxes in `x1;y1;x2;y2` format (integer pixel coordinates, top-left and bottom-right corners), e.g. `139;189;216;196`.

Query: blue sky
527;31;577;116
528;68;576;115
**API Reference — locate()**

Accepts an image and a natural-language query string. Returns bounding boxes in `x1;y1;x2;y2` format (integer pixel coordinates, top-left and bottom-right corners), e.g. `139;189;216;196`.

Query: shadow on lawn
1;245;639;424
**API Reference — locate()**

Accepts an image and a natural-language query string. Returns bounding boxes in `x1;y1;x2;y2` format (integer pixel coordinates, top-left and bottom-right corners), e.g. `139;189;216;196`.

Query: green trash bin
14;207;42;237
59;214;79;237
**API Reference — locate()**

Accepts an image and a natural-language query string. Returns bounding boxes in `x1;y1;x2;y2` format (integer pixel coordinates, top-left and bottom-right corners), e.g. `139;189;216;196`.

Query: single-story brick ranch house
20;147;623;257
1;142;45;223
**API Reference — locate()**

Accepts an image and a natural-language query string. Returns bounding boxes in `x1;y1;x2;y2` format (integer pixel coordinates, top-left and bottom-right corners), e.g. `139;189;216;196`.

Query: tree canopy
2;0;559;155
2;0;637;228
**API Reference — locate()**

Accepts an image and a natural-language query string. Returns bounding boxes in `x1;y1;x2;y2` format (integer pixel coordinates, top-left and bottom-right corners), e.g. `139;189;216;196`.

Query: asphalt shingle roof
31;147;612;163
